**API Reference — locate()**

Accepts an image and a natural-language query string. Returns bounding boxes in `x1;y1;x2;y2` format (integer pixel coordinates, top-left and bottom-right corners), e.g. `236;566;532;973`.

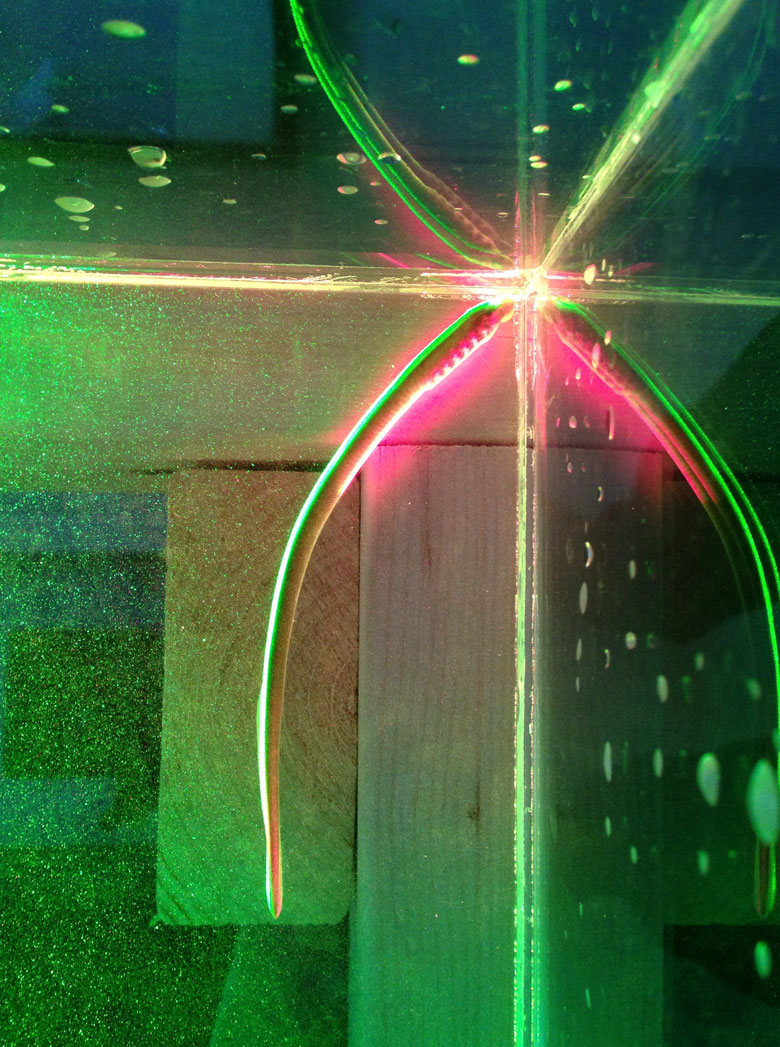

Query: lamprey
544;297;780;916
258;298;514;917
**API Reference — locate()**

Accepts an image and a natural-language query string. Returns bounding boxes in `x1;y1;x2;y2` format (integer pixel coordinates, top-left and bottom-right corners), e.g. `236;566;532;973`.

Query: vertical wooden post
350;444;518;1046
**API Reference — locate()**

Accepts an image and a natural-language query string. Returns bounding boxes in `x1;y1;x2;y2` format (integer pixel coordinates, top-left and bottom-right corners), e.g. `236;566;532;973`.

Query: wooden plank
0;282;516;492
534;447;664;1046
156;469;358;925
350;444;517;1046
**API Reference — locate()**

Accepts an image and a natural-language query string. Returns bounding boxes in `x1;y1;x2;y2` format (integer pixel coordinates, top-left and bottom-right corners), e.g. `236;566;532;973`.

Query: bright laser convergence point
258;298;514;918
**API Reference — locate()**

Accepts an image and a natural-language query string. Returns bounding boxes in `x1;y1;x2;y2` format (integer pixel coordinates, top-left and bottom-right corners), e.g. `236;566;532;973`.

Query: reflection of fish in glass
0;57;55;132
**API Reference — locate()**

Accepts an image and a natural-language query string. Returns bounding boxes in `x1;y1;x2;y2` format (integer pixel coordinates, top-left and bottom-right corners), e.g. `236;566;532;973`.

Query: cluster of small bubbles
337;151;365;166
294;72;317;85
603;741;613;782
554;79;573;92
101;19;146;38
138;175;171;187
337;185;359;195
457;53;480;65
129;145;166;169
579;581;588;614
755;941;772;978
28;156;54;167
697;850;710;876
657;674;669;702
625;631;637;650
652;749;663;778
280;104;298;114
696;752;721;806
747;759;780;844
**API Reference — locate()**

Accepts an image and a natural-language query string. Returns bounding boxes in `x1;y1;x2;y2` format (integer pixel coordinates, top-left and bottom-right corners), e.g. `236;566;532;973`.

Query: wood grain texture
0;283;516;492
156;469;358;925
350;444;517;1046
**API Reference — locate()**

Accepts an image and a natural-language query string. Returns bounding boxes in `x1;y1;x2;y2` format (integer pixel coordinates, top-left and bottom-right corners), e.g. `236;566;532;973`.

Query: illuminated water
2;0;780;1043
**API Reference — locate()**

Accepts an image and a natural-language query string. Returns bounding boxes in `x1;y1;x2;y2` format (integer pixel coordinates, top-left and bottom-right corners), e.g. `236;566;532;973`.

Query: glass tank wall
1;0;780;1044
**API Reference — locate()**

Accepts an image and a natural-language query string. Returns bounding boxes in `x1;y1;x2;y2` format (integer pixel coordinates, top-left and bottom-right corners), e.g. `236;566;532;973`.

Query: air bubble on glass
55;196;94;214
129;145;166;169
747;759;780;844
603;741;613;782
606;405;615;440
101;19;146;38
746;677;762;701
696;752;721;807
755;941;772;979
